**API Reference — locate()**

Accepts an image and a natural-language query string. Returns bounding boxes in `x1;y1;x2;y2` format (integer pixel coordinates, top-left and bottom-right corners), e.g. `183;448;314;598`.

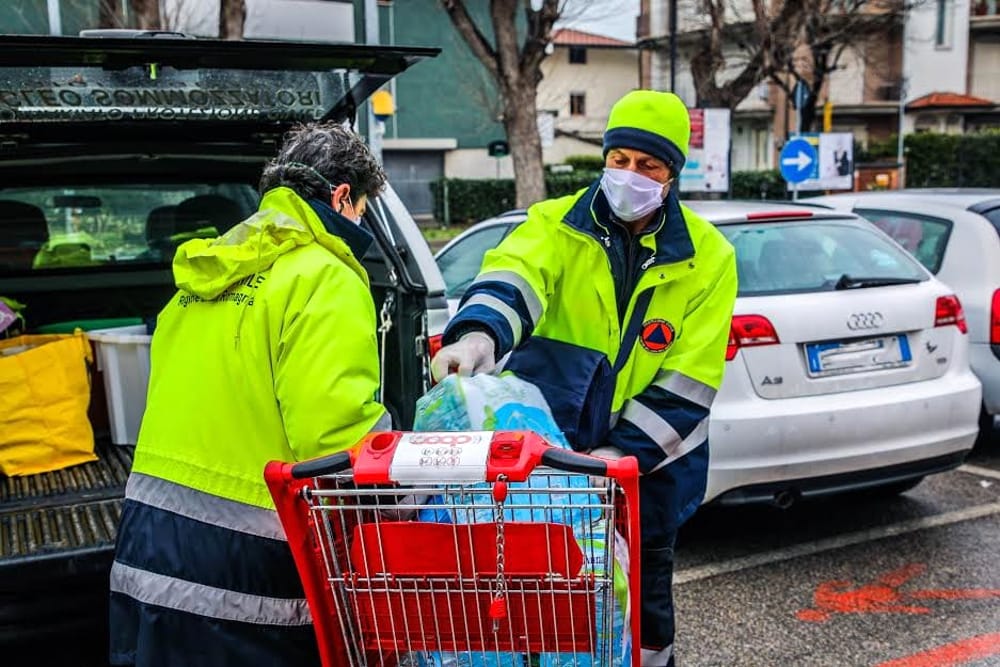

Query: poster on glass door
680;108;731;193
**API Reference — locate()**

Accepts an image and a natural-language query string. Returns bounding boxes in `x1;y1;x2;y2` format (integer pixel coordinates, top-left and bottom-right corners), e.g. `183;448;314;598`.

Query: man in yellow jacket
432;91;738;666
109;123;390;666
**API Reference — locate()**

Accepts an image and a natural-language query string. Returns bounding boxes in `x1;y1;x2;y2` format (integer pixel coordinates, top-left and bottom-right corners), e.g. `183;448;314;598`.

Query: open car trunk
0;34;443;661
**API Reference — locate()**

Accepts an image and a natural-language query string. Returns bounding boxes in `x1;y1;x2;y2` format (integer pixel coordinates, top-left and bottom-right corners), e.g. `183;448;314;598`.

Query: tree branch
490;0;520;86
520;0;561;83
441;0;500;79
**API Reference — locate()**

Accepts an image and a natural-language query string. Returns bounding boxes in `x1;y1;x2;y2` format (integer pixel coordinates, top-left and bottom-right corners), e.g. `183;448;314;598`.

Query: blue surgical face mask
599;168;668;222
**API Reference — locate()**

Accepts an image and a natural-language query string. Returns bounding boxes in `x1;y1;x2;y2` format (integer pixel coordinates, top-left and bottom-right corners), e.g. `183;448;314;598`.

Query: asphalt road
673;443;1000;667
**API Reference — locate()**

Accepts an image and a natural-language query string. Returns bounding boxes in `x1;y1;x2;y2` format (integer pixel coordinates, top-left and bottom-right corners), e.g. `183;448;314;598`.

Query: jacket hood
173;187;366;299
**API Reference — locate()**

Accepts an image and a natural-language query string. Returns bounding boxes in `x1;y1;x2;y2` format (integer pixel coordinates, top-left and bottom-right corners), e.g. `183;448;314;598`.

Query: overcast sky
554;0;640;43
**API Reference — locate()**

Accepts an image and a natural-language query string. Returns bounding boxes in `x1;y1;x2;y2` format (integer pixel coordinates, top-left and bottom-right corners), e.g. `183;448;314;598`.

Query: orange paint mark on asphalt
874;632;1000;667
796;563;1000;623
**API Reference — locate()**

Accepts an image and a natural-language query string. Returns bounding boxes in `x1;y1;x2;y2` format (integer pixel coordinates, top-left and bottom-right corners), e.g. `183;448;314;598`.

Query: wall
380;0;504;149
538;45;639;138
828;48;867;106
444;149;514;180
904;0;971;101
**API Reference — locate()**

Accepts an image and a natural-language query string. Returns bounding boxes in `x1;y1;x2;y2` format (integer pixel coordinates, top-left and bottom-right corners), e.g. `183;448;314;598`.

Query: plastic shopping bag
410;373;630;666
0;332;97;475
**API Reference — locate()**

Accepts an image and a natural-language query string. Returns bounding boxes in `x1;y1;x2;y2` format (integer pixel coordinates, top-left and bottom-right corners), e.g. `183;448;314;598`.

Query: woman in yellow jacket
109;123;390;667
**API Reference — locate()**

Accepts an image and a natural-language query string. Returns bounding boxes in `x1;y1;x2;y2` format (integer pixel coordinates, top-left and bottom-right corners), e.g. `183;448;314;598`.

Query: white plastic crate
87;325;152;445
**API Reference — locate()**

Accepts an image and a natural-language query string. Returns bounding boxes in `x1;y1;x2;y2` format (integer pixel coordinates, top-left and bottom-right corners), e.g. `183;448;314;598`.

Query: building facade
637;0;999;175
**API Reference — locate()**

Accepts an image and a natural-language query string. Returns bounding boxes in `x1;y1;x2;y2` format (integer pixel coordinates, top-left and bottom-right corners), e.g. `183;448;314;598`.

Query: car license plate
805;334;912;376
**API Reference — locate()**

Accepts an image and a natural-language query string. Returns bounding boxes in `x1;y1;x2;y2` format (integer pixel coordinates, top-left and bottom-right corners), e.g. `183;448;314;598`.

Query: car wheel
974;406;997;452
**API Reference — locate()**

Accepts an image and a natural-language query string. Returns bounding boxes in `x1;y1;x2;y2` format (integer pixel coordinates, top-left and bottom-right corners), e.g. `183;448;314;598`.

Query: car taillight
726;315;780;361
934;295;967;334
991;289;1000;345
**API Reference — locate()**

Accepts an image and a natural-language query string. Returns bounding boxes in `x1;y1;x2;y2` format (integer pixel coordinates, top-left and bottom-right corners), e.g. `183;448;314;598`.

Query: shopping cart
265;430;642;667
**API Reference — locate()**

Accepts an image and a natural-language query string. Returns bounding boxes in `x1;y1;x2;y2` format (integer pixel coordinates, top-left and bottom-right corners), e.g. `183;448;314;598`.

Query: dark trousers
639;469;682;667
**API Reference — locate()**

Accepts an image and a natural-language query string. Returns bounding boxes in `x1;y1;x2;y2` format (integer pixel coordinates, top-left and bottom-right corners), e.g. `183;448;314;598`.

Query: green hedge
430;131;1000;223
729;169;824;200
904;130;1000;188
431;174;597;224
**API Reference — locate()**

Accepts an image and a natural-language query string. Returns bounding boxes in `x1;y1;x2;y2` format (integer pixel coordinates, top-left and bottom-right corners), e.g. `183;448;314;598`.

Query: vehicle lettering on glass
846;312;884;331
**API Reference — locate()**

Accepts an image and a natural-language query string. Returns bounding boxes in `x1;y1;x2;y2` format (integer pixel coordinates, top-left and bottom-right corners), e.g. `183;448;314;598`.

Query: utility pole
363;0;382;163
669;0;678;92
896;8;908;189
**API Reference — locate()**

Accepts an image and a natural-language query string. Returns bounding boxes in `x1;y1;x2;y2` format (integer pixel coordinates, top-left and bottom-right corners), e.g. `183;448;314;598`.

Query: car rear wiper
833;274;922;290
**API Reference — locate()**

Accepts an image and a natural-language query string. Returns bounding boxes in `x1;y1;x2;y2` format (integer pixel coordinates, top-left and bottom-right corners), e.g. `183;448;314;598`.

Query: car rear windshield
719;220;927;297
0;184;258;274
853;208;952;274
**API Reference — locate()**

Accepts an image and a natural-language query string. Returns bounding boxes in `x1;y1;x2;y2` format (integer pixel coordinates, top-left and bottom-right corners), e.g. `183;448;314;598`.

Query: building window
568;46;587;64
936;0;953;47
570;92;586;116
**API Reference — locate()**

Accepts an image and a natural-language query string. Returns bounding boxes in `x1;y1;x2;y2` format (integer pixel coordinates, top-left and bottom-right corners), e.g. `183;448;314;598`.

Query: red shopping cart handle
279;431;640;485
539;447;609;477
290;451;352;479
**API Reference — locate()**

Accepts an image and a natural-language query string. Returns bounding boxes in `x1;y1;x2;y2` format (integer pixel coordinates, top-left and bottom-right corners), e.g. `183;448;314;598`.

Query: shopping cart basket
265;430;641;667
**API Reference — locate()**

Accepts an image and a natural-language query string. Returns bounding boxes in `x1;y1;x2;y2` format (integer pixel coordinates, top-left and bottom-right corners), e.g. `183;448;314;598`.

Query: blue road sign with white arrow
780;137;818;184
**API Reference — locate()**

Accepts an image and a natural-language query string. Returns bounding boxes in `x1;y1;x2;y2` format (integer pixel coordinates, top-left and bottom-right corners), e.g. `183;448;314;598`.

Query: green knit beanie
603;90;690;171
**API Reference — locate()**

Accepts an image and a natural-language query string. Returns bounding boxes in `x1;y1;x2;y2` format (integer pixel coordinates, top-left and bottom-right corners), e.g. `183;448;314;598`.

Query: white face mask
599;168;668;222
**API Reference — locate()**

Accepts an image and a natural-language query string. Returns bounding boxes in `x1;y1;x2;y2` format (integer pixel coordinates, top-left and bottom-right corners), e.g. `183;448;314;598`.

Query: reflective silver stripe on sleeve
110;561;312;626
474;270;543;325
125;473;285;541
609;410;622;430
650;418;709;473
641;645;674;666
460;293;523;344
370;411;393;433
653;370;717;409
622;401;709;467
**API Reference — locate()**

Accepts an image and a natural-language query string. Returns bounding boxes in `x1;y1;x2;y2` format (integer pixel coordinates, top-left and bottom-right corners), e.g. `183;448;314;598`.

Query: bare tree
770;0;904;131
219;0;246;40
98;0;123;28
440;0;562;208
130;0;162;30
687;0;807;109
685;0;906;127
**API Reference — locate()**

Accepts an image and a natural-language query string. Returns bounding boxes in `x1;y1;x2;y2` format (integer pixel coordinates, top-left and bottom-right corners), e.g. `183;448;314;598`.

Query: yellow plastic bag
0;332;97;476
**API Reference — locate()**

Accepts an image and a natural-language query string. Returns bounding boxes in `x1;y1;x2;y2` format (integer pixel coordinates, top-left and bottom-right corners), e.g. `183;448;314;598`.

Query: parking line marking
957;464;1000;481
674;502;1000;586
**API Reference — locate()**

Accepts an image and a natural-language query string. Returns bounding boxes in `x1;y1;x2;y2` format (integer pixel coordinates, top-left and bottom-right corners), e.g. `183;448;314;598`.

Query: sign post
779;136;818;200
487;140;509;180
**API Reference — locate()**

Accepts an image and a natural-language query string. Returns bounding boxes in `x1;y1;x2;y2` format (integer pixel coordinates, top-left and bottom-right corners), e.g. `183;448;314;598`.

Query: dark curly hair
258;122;387;203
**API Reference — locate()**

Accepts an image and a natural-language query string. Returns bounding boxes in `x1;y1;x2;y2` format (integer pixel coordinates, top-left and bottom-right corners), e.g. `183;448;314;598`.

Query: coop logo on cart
391;431;494;483
404;433;484;446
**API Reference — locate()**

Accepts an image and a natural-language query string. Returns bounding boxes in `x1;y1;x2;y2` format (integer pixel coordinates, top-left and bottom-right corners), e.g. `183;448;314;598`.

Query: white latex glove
430;331;496;382
587;446;625;489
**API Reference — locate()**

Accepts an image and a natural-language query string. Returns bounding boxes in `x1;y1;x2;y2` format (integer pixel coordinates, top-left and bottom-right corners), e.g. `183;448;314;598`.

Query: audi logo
846;312;884;330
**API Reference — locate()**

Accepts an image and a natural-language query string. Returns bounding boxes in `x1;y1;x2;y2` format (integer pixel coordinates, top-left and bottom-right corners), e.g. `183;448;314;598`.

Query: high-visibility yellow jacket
132;186;387;509
444;183;737;533
111;187;389;665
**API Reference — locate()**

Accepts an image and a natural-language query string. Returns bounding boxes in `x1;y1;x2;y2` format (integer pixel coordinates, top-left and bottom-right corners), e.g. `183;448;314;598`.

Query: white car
807;189;1000;448
435;201;982;505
